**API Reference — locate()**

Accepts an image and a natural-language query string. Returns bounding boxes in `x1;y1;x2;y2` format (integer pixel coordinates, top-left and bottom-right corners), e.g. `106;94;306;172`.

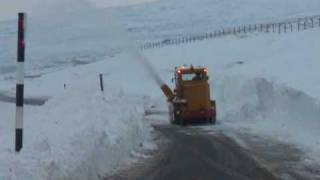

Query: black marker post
15;12;25;152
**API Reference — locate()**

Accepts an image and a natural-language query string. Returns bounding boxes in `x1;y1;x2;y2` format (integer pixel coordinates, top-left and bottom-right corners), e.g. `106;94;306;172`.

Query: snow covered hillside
110;0;320;41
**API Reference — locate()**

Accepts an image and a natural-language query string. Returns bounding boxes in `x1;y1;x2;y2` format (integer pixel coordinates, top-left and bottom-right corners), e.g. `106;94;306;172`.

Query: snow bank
0;56;154;179
214;76;320;153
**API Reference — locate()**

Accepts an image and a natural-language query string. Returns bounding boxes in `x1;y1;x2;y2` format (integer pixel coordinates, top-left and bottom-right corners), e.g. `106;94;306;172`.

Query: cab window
181;72;204;81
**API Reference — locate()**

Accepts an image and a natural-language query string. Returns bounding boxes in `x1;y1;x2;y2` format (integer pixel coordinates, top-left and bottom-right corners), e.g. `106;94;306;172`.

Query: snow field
110;0;320;41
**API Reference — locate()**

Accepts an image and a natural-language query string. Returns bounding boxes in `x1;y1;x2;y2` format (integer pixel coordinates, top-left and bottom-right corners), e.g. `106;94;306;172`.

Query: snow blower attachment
160;65;216;125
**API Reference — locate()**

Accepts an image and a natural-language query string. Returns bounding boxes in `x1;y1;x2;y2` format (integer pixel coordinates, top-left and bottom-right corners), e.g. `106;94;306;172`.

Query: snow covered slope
110;0;320;41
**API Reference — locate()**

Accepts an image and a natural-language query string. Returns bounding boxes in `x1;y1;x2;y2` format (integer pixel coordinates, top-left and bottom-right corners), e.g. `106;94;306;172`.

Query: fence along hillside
140;15;320;50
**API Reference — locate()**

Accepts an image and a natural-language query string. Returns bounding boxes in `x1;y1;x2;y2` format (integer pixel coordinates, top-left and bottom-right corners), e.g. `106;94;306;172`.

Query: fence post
311;18;314;28
318;18;320;27
278;23;281;34
16;12;25;152
304;21;307;30
284;23;287;33
99;73;104;92
290;23;293;32
266;24;269;33
273;24;275;33
298;21;300;31
260;24;263;32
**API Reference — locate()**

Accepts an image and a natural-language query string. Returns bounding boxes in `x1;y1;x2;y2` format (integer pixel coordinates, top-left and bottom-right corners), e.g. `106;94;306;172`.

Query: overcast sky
0;0;156;21
0;0;25;21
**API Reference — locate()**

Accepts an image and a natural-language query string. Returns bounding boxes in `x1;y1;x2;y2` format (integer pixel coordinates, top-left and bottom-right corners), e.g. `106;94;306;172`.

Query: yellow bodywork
160;65;216;125
181;81;211;111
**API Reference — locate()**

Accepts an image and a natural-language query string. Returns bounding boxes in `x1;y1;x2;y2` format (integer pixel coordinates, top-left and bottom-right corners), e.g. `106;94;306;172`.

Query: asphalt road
106;125;277;180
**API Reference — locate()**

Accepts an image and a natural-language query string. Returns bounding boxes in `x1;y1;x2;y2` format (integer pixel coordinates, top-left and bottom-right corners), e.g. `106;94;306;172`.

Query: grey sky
0;0;30;21
0;0;156;21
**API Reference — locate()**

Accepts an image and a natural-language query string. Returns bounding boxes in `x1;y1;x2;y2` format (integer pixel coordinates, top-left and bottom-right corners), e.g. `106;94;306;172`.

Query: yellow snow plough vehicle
161;65;216;125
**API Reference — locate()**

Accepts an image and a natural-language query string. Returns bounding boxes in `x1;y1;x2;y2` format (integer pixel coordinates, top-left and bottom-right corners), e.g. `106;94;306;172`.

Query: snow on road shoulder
0;58;155;180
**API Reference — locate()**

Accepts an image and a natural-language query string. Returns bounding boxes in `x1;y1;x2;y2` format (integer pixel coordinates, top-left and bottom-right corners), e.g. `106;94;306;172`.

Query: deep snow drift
0;55;156;180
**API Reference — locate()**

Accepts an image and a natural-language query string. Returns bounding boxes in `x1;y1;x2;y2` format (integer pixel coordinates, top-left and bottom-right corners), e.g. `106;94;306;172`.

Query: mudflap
168;103;175;124
209;108;217;125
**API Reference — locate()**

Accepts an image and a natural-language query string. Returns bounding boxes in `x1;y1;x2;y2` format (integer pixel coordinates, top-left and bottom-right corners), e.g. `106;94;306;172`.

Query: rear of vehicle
170;66;216;125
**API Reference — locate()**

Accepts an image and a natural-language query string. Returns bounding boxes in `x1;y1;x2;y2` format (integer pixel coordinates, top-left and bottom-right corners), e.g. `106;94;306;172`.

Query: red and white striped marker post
15;12;25;152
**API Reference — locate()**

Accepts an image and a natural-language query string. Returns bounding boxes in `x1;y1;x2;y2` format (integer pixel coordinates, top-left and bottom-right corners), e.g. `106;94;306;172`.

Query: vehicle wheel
173;114;179;124
210;108;217;125
210;116;216;125
179;118;187;126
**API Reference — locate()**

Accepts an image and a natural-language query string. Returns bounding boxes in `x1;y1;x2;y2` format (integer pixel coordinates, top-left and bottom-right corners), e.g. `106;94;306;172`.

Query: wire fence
140;15;320;50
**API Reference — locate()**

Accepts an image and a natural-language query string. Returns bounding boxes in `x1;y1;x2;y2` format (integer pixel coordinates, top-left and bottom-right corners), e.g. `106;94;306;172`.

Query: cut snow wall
3;85;153;180
214;76;320;151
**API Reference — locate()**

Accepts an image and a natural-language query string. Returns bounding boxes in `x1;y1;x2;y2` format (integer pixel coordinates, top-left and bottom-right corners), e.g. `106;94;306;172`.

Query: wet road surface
106;125;277;180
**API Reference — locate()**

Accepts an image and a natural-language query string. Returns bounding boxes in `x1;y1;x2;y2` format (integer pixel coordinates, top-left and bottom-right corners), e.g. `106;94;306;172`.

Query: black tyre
209;116;216;125
179;118;187;126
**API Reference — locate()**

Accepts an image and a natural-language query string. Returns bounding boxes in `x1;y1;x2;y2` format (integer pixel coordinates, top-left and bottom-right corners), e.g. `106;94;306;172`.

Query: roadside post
15;12;26;152
99;73;104;92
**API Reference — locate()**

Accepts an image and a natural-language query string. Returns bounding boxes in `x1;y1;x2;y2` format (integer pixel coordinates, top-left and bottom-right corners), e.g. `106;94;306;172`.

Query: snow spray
27;0;165;88
102;9;165;87
128;49;164;86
